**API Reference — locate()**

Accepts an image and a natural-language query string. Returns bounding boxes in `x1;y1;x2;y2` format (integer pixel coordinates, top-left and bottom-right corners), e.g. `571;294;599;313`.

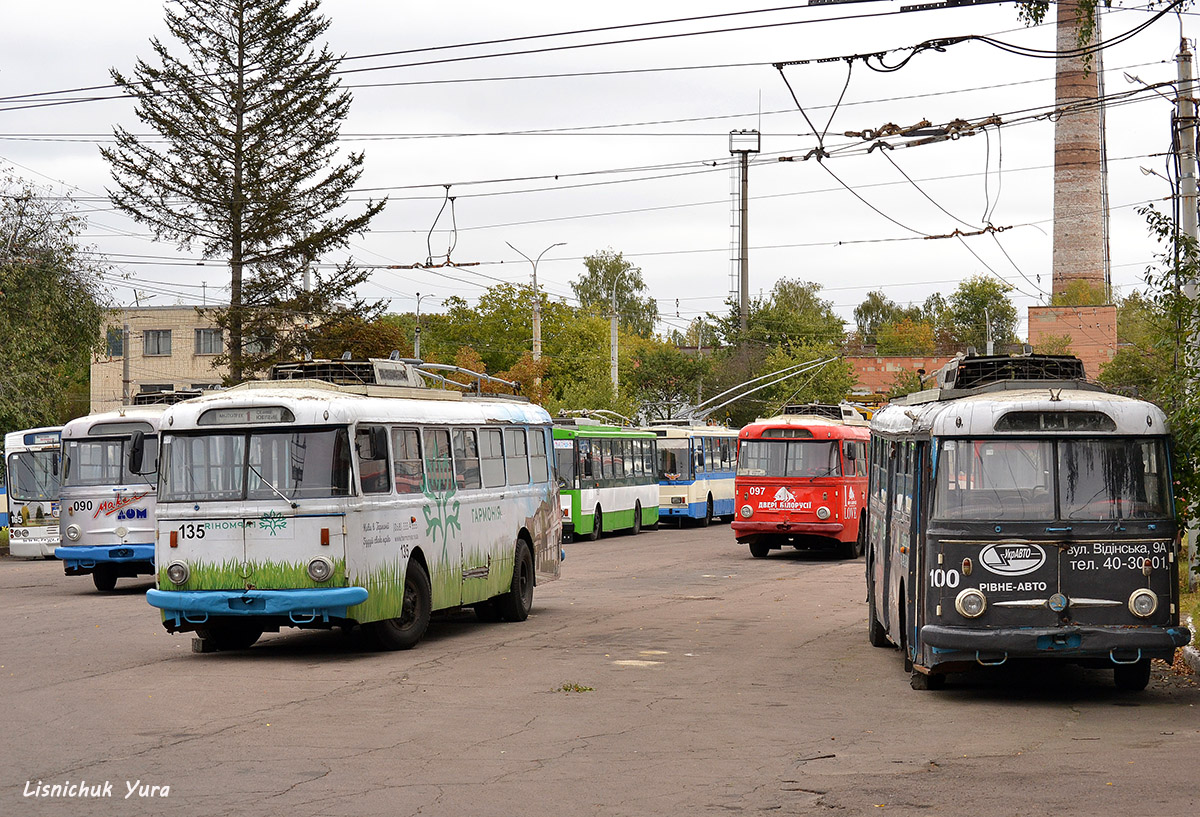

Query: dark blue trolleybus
866;351;1190;690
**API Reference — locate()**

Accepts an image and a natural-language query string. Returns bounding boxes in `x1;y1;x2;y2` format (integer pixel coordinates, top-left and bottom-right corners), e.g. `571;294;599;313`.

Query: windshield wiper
808;465;840;481
248;463;298;508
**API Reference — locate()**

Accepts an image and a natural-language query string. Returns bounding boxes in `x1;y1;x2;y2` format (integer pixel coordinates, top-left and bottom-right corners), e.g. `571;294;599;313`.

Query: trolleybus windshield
736;439;841;478
8;450;60;501
161;428;352;502
657;438;691;480
63;437;159;487
933;437;1170;521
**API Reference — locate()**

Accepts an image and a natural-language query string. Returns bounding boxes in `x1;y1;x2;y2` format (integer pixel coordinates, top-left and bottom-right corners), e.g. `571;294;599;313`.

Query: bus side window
422;428;453;492
646;439;656;477
453;428;482;490
611;439;624;481
480;428;506;488
579;438;593;480
505;428;530;485
391;428;422;494
356;425;391;494
695;439;705;474
632;439;644;477
529;427;550;483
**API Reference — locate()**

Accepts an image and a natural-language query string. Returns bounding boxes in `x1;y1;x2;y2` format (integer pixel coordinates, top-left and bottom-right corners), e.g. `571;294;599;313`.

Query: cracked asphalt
3;524;1199;816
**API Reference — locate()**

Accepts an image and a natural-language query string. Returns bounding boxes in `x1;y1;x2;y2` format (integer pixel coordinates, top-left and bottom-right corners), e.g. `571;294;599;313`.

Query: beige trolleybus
146;359;561;651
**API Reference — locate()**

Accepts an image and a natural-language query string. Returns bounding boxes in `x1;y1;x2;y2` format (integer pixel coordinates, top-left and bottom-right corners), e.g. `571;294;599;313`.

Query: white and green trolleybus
553;419;659;541
145;359;561;651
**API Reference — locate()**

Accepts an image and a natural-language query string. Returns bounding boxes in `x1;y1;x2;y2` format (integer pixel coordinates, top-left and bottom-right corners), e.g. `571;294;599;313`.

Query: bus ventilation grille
940;355;1086;391
132;389;205;406
269;358;424;388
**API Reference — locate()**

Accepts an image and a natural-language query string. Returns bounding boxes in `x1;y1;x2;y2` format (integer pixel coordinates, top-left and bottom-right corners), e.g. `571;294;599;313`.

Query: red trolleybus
733;405;869;559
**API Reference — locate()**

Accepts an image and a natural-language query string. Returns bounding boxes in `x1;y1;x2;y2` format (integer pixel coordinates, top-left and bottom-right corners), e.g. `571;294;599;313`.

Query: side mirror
52;454;60;477
128;430;145;474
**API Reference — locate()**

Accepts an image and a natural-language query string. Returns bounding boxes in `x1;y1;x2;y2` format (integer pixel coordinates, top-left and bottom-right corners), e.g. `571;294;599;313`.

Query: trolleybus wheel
587;507;602;541
1113;659;1151;691
749;542;770;558
92;566;118;592
867;575;890;648
631;503;642;535
368;560;432;650
196;622;263;651
910;670;945;691
699;496;713;527
496;539;535;622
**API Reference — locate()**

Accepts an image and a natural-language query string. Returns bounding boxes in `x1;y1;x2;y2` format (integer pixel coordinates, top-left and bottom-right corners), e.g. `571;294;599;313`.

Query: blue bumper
56;544;155;569
147;587;369;627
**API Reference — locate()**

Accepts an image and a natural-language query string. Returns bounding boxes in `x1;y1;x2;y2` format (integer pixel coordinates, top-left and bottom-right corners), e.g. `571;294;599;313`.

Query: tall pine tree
102;0;386;381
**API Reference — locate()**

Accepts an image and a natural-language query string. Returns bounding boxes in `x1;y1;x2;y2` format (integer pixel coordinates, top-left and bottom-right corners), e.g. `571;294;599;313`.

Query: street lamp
610;269;626;396
414;292;435;360
506;241;565;361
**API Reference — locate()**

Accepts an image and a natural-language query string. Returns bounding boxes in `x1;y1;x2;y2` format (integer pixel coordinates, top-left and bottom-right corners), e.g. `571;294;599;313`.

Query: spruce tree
102;0;386;381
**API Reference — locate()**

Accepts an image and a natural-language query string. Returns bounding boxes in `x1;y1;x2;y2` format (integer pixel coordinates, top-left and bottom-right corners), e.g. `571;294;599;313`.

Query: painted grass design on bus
156;558;347;592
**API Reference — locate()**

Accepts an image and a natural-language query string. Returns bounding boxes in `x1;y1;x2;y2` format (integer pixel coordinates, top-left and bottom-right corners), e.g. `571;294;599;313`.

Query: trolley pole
1177;38;1199;590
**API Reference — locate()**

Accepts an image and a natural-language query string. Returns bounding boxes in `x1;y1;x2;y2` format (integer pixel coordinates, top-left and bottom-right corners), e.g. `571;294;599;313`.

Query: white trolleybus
56;393;203;591
145;358;561;651
650;424;737;526
4;426;63;559
866;352;1190;691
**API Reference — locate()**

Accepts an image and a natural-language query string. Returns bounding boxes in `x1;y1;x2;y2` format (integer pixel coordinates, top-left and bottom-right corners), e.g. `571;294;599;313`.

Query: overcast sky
2;1;1196;340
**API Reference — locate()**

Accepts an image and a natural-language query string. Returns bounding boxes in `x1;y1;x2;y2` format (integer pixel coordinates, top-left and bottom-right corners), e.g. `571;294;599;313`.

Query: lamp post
610;269;626;396
414;292;434;360
507;241;564;361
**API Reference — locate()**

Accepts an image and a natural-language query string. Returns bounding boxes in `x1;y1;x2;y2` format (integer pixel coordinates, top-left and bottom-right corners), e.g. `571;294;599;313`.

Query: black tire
587;507;602;541
1113;659;1152;692
749;541;770;558
899;589;913;672
195;622;262;651
867;573;890;648
631;503;642;535
367;560;432;650
699;496;713;527
910;670;945;691
496;540;535;622
92;566;118;592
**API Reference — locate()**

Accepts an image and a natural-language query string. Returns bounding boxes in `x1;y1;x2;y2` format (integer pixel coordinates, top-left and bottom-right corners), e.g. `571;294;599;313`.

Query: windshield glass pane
1059;438;1171;520
160;428;351;502
934;440;1054;520
64;438;159;487
8;451;60;501
658;439;691;480
554;446;576;488
737;440;840;478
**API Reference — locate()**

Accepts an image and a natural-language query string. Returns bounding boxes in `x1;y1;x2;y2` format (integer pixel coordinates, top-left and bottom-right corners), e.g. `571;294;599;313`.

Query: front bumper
732;520;844;537
56;544;154;572
147;587;369;629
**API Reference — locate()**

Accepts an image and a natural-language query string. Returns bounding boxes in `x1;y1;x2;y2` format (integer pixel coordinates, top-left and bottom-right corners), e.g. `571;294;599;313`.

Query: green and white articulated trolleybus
866;352;1190;691
553;419;659;541
146;358;561;651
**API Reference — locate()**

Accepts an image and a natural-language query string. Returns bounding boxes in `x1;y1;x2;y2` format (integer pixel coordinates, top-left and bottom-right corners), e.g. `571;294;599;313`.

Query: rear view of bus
56;407;165;591
4;427;63;559
733;405;869;560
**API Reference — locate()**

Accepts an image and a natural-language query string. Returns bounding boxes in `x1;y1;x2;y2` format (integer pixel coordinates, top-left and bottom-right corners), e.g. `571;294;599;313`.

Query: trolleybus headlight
954;588;987;619
1128;588;1158;618
816;506;831;520
740;504;753;519
65;524;81;542
165;561;190;586
307;556;334;583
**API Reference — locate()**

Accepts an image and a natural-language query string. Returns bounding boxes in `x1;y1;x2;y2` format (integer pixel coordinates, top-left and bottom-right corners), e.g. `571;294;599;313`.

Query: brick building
90;306;228;412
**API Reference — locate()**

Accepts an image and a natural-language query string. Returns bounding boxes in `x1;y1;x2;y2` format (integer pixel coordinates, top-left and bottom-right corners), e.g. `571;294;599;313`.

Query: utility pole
1177;37;1199;590
729;130;760;335
507;241;564;362
610;270;626;397
122;323;131;406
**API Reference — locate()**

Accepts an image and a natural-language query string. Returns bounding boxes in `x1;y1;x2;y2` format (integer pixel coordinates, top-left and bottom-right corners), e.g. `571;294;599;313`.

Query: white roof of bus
161;382;551;429
61;406;169;439
4;425;63;449
871;387;1168;437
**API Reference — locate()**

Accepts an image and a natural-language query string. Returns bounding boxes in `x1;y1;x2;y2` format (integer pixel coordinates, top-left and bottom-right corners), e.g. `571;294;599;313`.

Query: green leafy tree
712;278;845;350
754;344;856;418
102;0;385;382
1051;279;1108;307
876;319;936;356
854;291;921;346
0;173;108;430
572;250;658;337
625;341;712;421
948;275;1019;352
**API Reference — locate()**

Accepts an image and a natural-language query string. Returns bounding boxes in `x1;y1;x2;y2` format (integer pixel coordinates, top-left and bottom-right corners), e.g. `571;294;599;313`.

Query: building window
194;328;223;355
143;330;172;356
106;327;124;358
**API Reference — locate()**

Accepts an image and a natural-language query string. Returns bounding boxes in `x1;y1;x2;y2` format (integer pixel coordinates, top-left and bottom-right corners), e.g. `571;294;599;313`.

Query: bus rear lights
65;524;81;542
165;561;190;586
320;527;330;546
307;556;334;583
816;507;831;520
955;589;987;618
740;505;753;519
671;496;686;505
1129;589;1158;618
961;558;973;576
561;508;570;520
